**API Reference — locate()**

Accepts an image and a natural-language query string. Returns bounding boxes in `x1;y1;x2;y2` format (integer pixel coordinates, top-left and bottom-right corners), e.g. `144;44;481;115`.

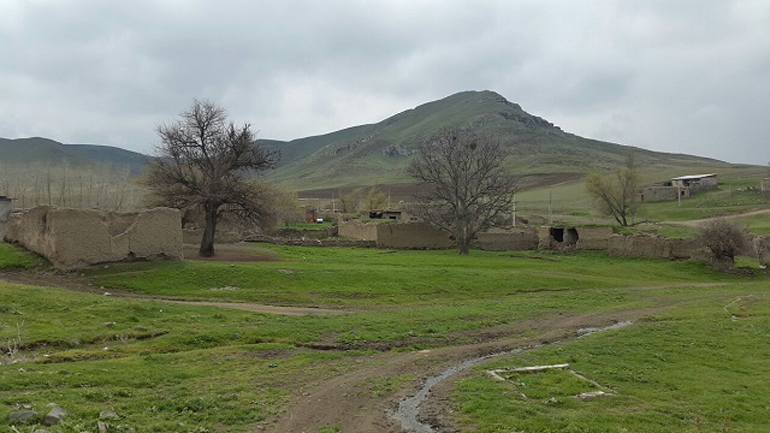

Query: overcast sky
1;0;768;164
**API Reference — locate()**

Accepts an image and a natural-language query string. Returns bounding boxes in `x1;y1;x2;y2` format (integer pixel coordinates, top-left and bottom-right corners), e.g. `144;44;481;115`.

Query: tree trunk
458;232;470;255
199;203;218;257
458;240;470;255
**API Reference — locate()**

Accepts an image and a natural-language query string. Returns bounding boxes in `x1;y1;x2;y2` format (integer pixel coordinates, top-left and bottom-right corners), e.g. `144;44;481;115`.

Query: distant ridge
261;90;733;190
0;137;150;174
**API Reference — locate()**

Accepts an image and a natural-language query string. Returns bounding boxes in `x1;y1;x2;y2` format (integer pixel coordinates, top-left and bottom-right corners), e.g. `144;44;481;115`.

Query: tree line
0;161;144;211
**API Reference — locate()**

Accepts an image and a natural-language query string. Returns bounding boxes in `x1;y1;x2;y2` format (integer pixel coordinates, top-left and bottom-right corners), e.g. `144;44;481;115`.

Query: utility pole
548;191;553;225
677;185;681;207
512;192;517;227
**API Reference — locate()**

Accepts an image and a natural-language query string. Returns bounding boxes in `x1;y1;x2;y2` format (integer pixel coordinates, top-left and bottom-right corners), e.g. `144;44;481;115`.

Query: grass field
1;242;768;432
454;286;770;432
510;166;769;224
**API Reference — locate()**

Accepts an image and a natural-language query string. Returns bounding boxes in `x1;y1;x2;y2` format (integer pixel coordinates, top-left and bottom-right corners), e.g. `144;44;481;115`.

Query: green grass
281;221;335;230
453;282;770;432
1;245;768;431
0;281;372;431
83;245;737;307
638;183;770;222
501;368;599;400
739;212;770;235
0;242;44;269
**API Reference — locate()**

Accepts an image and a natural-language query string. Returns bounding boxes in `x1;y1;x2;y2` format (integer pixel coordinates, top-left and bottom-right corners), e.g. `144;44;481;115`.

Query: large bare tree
407;128;518;255
146;100;278;257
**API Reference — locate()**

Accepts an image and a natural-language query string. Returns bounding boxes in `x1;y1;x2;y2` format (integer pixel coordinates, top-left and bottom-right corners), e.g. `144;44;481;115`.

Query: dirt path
0;271;346;316
165;300;345;315
267;307;663;433
668;208;770;227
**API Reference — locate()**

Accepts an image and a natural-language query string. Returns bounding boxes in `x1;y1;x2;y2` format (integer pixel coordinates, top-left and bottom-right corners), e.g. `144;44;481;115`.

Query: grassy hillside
0;137;149;174
263;90;738;191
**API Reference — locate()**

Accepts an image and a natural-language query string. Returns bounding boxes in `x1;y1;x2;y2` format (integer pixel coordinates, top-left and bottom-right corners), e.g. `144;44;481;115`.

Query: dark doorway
550;227;564;242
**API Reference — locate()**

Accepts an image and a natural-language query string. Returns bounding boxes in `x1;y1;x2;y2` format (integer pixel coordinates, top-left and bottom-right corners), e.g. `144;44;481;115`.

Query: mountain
0;137;150;174
263;90;733;191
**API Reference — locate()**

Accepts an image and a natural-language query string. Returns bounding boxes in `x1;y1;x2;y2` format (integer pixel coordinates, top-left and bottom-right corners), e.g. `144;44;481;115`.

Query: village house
670;173;718;192
640;173;718;202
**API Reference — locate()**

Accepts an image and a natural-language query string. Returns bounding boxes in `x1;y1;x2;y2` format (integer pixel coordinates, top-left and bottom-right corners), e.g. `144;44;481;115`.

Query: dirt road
267;308;663;433
670;208;770;227
0;271;345;316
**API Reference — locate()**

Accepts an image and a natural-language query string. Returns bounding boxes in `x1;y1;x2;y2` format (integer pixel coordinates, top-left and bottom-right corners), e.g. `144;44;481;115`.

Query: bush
696;219;748;263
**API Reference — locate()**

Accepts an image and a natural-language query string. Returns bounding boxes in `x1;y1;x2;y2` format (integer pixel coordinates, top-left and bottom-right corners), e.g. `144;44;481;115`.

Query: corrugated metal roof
671;173;717;181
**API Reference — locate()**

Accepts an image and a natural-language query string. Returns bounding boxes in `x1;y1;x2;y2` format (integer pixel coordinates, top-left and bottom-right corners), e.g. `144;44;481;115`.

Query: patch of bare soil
166;300;345;316
266;307;663;433
183;243;280;262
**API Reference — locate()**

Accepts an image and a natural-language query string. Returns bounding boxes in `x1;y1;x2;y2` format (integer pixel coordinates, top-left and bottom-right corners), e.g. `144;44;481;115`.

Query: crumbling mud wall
538;226;584;250
575;227;615;250
338;219;379;241
669;238;699;260
475;228;539;251
376;222;453;249
607;235;699;260
754;236;770;266
608;235;671;258
0;199;12;240
4;206;182;269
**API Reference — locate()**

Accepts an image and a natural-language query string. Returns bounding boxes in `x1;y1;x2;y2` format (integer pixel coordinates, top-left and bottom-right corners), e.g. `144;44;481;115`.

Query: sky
1;0;769;164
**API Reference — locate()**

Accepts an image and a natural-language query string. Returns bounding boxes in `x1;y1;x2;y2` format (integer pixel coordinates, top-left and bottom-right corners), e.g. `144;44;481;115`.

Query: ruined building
640;173;717;202
0;196;12;240
4;206;183;270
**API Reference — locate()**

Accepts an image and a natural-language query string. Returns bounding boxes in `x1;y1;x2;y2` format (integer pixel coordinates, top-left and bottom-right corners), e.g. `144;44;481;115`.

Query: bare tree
696;219;748;265
145;100;278;257
407;128;518;255
585;156;639;227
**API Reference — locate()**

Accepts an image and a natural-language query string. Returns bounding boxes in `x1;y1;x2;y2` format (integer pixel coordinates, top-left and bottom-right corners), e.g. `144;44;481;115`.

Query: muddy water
576;320;633;337
391;321;633;433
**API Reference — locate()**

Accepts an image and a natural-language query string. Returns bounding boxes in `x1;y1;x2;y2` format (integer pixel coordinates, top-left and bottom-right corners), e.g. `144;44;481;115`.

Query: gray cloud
0;0;768;164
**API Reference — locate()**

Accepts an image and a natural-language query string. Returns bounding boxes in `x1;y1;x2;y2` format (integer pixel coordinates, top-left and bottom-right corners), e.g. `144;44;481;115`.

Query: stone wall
474;228;539;251
337;219;380;241
4;206;182;270
376;222;453;249
640;186;690;202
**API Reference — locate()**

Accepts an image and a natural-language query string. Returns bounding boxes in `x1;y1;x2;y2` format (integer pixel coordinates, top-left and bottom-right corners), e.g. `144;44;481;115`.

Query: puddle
576;320;633;337
392;321;633;432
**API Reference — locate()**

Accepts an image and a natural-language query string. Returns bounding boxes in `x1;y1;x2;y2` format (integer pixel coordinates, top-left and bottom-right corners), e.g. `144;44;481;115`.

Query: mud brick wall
4;206;182;269
376;222;453;249
338;219;380;241
0;199;12;240
575;227;615;250
474;228;539;251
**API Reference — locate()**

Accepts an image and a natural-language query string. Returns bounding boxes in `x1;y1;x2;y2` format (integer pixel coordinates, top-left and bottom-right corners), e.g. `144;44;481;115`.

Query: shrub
696;219;748;264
